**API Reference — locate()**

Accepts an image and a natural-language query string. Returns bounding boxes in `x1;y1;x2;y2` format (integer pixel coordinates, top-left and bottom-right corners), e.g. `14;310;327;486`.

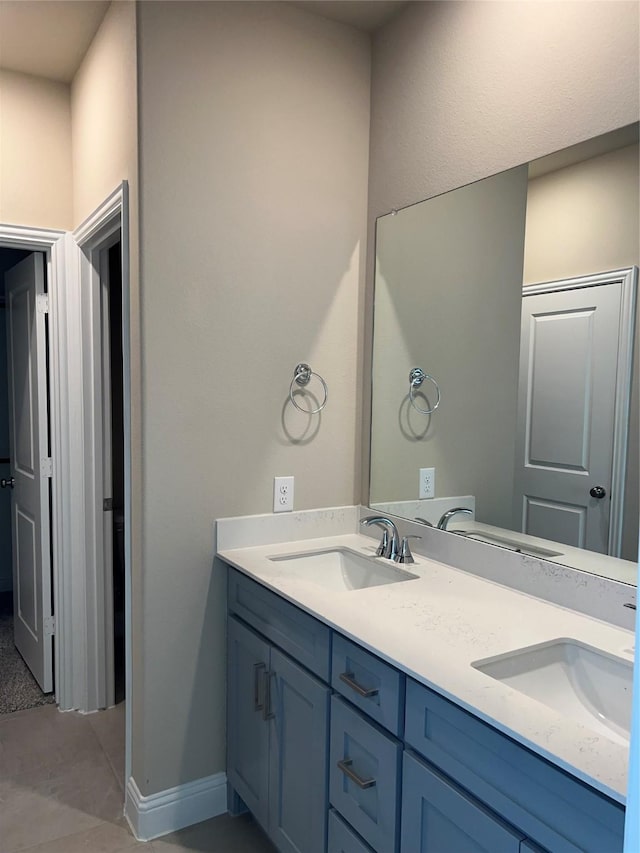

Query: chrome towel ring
409;367;441;415
289;363;328;414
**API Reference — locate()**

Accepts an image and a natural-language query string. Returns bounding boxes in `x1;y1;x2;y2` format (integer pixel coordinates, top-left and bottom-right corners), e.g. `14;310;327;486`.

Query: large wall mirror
370;123;639;586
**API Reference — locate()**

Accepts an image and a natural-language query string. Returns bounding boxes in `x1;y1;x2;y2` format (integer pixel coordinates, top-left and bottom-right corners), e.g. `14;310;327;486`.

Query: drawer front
332;633;403;735
228;567;331;680
402;751;523;853
405;679;624;853
330;696;401;853
328;809;374;853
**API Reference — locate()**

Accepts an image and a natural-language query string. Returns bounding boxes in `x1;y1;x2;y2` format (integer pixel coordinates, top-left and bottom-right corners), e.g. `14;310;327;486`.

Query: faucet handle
397;535;421;564
375;527;390;558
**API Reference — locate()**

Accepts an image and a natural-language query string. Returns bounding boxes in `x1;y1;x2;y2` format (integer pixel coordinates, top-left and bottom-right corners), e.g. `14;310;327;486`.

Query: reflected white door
6;254;53;692
514;281;622;554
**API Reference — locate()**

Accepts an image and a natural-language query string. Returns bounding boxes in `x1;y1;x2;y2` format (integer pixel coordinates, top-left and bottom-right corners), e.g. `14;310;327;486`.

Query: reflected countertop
446;520;639;585
218;531;633;805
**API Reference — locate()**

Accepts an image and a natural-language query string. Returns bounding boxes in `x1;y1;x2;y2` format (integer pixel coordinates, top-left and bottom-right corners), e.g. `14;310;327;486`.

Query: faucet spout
437;507;473;530
360;516;400;560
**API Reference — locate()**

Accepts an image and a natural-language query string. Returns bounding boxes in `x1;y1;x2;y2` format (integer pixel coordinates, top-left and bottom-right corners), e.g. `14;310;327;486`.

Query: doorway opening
0;234;127;716
0;247;55;715
102;236;126;706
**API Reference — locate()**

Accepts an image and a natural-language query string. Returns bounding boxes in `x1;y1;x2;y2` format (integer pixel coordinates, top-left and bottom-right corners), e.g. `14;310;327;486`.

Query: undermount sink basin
268;547;419;592
472;639;632;745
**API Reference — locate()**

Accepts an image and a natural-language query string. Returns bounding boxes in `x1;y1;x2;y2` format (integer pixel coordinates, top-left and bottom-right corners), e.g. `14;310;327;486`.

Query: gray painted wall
135;1;370;795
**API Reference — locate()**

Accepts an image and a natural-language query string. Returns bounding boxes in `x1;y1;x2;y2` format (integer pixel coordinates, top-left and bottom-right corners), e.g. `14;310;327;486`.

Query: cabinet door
227;616;271;831
401;752;524;853
268;647;330;853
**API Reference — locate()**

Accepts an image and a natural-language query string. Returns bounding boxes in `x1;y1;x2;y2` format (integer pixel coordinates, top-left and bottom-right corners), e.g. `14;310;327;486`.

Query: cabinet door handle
263;670;275;721
339;672;379;698
253;662;266;711
337;758;376;789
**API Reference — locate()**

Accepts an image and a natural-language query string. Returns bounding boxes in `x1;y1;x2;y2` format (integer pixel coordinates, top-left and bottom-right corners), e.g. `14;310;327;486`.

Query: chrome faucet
360;516;400;561
437;507;473;530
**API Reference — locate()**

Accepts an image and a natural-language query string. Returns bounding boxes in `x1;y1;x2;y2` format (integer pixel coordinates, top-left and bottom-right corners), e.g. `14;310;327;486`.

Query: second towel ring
409;367;441;415
289;363;328;414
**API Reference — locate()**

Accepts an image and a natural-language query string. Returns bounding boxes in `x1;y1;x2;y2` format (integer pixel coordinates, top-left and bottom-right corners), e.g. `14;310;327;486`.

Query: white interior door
5;253;53;692
514;280;622;554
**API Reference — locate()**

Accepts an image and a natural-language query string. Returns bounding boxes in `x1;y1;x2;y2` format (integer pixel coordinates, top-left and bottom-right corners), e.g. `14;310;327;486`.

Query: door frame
0;183;132;719
522;266;638;556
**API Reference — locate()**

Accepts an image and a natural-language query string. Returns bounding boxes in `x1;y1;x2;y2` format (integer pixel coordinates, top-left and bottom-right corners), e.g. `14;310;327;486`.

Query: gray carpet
0;602;55;715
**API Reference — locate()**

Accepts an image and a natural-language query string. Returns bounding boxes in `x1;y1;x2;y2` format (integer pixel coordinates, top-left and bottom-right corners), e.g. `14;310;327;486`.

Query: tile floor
0;702;274;853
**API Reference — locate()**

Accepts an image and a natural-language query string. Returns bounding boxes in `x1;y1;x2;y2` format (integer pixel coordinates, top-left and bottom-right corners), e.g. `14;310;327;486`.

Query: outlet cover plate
274;476;294;513
419;467;435;499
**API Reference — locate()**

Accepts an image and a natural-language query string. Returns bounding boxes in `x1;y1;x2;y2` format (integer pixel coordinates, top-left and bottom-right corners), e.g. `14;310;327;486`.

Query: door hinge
103;498;113;511
44;615;55;636
41;457;53;478
36;294;50;314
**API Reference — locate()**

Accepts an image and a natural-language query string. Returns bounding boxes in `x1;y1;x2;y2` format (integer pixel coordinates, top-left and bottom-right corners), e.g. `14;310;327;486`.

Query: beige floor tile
151;813;275;853
16;821;144;853
0;704;105;786
88;703;126;790
0;758;125;852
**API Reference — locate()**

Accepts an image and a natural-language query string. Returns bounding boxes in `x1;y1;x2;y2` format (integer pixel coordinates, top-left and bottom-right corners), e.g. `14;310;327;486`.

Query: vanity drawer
227;568;331;680
330;695;401;853
405;679;624;853
328;809;374;853
402;750;524;853
332;633;403;735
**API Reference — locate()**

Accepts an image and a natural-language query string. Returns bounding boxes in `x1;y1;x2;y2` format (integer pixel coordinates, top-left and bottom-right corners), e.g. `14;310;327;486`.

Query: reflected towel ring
409;367;441;415
289;363;328;414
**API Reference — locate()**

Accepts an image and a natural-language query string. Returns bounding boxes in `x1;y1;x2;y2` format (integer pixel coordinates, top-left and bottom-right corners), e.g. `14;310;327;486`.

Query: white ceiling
0;0;408;85
0;0;110;83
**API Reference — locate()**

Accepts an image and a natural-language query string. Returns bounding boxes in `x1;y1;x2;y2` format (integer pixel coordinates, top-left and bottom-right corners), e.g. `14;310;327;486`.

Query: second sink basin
472;639;632;745
269;547;419;592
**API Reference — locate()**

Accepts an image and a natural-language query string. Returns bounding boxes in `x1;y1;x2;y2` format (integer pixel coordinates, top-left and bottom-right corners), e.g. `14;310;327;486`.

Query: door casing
0;183;132;781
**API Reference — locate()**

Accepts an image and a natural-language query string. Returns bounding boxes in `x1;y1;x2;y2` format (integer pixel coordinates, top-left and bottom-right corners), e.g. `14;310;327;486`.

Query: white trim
125;773;228;841
523;267;638;557
72;183;131;717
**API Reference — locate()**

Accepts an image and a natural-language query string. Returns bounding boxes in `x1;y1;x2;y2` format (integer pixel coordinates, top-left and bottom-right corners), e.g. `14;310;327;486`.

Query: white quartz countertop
218;532;633;805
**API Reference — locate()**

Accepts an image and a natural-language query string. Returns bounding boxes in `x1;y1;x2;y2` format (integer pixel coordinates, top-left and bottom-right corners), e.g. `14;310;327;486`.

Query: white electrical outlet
274;476;294;513
419;467;435;499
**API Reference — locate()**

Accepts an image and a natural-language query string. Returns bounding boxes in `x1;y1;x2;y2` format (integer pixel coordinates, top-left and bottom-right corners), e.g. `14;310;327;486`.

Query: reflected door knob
589;485;607;499
0;477;15;489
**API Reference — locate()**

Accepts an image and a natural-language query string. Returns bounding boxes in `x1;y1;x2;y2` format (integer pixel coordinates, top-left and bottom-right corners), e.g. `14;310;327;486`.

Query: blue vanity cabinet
227;615;270;830
227;614;330;853
328;809;376;853
269;647;330;853
401;751;524;853
329;695;402;853
225;565;624;853
331;634;404;736
404;678;625;853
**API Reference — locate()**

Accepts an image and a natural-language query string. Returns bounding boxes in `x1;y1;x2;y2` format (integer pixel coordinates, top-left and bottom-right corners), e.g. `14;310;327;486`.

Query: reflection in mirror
370;124;639;585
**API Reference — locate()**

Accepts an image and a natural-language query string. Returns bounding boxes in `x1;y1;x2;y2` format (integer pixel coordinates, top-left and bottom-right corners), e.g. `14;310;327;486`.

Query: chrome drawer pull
339;672;379;698
337;758;376;790
253;662;266;711
263;670;275;721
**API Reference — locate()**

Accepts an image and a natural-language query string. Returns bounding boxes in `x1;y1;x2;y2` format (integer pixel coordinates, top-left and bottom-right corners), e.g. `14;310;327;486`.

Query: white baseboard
125;771;227;841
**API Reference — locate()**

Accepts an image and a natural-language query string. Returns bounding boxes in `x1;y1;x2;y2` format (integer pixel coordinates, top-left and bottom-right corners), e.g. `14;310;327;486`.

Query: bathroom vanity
218;514;631;853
